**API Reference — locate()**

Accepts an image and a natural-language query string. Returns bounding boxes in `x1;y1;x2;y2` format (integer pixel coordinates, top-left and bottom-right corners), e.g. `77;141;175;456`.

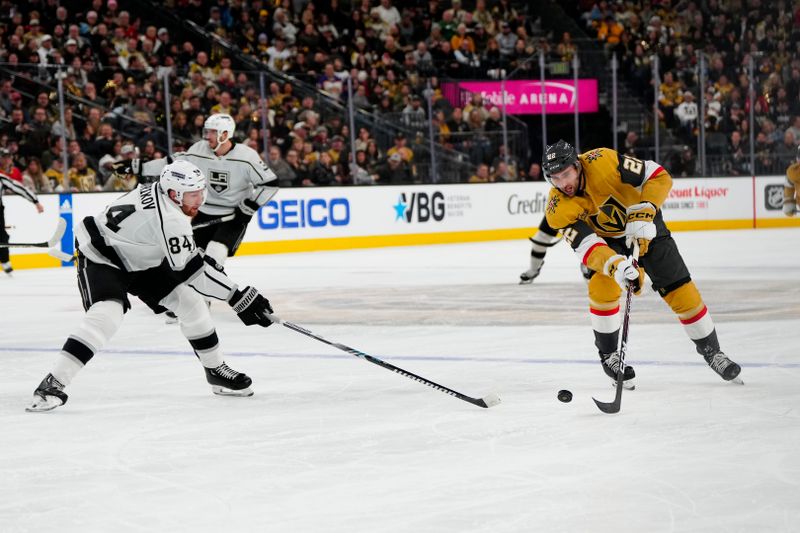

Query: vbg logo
393;191;445;222
258;198;350;229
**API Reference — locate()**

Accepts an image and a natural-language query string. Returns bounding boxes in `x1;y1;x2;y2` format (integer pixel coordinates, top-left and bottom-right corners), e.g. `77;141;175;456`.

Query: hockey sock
53;300;125;387
161;285;223;368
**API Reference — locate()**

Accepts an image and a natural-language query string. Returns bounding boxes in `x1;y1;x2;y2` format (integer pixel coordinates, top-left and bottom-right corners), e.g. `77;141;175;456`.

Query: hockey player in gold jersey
541;140;741;386
783;146;800;216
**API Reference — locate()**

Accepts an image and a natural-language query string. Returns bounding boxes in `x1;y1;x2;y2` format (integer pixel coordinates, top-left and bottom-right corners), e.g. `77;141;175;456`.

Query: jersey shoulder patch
617;153;647;186
545;189;584;230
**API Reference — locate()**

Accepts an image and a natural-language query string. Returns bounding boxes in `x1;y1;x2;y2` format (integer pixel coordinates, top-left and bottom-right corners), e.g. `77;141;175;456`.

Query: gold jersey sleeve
785;162;800;204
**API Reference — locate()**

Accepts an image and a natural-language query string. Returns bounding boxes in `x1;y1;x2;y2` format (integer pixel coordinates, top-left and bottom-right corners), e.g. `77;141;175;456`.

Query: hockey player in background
518;214;592;284
783;145;800;216
541;140;741;387
113;113;278;321
1;167;45;276
26;161;275;412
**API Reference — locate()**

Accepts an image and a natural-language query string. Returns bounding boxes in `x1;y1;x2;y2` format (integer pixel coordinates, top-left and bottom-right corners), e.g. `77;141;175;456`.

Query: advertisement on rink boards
2;176;798;269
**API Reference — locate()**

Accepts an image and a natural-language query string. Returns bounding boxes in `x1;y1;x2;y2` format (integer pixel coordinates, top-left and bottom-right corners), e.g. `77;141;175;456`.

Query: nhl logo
764;184;783;210
209;170;229;193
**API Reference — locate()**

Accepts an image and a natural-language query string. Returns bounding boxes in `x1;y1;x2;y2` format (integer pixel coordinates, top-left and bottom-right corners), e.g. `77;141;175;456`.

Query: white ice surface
1;228;799;532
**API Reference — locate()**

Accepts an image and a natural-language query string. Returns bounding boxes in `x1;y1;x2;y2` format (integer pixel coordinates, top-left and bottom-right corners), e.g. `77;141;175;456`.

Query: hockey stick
268;314;502;409
192;214;235;230
593;243;640;414
0;219;72;262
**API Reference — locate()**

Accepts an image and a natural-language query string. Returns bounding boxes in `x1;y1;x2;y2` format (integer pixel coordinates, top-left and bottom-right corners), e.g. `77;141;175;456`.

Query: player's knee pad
80;300;125;348
588;272;621;308
662;280;704;317
205;241;229;267
161;285;214;336
662;281;714;340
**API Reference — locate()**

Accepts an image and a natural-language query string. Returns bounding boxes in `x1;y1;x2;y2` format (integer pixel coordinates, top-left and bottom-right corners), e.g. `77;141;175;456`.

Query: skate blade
212;385;254;397
729;376;744;385
25;397;64;412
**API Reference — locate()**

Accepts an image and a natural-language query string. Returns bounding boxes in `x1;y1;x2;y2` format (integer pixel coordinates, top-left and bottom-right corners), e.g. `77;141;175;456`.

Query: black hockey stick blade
192;214;235;230
592;374;624;414
270;314;501;409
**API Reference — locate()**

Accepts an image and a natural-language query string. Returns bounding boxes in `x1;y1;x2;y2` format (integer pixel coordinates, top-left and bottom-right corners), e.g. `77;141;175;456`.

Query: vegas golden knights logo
589;196;627;234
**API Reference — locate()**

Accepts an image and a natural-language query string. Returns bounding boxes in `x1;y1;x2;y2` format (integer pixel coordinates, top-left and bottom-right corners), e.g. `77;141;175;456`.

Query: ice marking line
3;347;799;368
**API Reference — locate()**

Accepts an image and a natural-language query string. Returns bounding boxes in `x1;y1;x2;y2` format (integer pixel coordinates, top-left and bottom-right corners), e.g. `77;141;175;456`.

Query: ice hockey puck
557;389;573;403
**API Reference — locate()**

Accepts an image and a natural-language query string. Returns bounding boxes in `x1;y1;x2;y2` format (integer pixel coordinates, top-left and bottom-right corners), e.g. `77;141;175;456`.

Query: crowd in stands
0;0;547;194
4;0;797;195
580;0;800;176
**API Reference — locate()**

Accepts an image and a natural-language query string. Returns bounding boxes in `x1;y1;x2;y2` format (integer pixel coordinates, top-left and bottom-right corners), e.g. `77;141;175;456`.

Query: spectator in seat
374;152;412;184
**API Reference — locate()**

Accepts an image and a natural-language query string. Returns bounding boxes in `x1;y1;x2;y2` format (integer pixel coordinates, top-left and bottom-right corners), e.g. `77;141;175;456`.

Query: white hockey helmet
158;160;207;206
203;113;236;145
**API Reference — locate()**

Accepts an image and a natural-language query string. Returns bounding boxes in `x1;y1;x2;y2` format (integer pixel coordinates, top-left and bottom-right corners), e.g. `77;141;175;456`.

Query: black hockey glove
111;158;141;176
229;286;274;327
235;199;261;224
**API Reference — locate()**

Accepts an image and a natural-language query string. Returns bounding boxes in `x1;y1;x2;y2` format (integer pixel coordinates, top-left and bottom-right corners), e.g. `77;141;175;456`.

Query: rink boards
4;176;798;269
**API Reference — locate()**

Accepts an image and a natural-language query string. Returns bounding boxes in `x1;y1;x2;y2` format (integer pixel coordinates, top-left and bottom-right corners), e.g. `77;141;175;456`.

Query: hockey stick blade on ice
192;214;235;230
593;243;639;414
269;314;501;409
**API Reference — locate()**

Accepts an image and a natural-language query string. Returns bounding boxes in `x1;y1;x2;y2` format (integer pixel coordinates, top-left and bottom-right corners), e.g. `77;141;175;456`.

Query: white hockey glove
783;198;797;217
625;202;657;255
603;254;643;295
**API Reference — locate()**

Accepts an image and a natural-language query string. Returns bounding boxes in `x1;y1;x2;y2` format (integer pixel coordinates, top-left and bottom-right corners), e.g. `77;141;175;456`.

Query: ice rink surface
1;228;799;532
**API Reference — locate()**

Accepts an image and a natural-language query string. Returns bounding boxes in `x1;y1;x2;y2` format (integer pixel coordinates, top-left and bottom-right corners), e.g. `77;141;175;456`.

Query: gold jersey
785;161;800;205
545;147;672;273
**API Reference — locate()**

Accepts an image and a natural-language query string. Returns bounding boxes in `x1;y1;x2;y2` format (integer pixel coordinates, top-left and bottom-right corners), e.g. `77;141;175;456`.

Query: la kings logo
208;170;229;193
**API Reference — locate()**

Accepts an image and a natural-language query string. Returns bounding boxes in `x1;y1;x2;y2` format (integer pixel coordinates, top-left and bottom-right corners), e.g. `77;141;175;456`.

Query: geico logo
401;191;445;222
507;192;547;214
258;198;350;229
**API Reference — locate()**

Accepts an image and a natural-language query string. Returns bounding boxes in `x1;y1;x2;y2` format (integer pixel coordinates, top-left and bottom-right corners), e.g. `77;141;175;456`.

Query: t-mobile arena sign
442;79;599;114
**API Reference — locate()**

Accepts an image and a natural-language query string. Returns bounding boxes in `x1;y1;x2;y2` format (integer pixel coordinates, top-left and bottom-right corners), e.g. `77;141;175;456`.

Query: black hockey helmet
542;140;578;185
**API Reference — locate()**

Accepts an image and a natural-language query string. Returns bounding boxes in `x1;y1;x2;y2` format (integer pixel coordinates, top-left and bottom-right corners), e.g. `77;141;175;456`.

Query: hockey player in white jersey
26;160;275;412
114;113;278;269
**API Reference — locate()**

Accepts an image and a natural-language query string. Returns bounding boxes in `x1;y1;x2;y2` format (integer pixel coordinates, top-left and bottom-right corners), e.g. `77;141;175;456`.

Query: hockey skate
164;311;178;324
25;374;68;412
519;261;543;284
600;351;636;390
703;350;743;383
2;263;12;276
205;363;253;397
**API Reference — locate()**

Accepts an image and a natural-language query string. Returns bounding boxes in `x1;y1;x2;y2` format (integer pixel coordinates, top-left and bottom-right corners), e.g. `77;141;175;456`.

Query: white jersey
141;141;279;216
75;184;239;301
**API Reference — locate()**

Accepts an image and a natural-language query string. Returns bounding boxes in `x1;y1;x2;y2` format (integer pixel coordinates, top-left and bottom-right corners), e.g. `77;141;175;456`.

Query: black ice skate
703;350;742;383
26;373;68;412
2;264;13;276
164;310;178;324
600;351;636;390
205;363;253;397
